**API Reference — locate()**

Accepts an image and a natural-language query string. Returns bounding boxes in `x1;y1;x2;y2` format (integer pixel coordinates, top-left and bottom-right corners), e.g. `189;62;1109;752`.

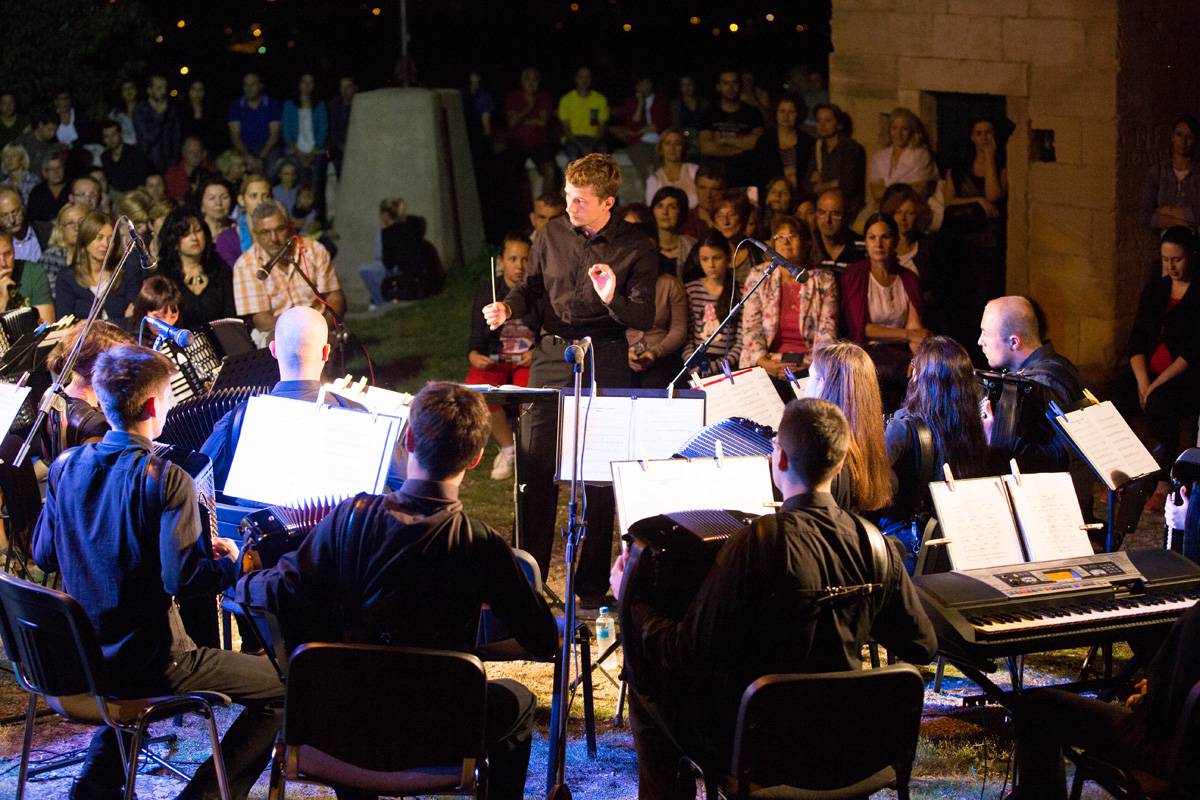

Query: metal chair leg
16;693;36;800
268;739;286;800
1069;769;1084;800
933;656;947;693
202;703;233;800
124;721;147;800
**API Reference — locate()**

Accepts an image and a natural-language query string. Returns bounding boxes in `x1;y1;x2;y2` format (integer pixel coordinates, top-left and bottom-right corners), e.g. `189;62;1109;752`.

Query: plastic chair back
731;664;925;798
284;643;487;774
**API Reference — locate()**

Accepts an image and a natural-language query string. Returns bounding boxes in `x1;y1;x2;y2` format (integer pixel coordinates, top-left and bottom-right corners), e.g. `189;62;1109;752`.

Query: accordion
0;307;38;354
238;495;346;573
674;416;775;459
155;331;223;403
159;385;273;454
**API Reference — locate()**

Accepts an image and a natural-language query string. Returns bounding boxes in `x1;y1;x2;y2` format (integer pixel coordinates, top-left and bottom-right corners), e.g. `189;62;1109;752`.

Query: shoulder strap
850;512;893;609
144;452;167;532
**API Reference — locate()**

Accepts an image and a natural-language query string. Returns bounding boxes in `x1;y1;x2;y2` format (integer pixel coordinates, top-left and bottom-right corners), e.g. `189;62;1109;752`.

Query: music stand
212;348;280;392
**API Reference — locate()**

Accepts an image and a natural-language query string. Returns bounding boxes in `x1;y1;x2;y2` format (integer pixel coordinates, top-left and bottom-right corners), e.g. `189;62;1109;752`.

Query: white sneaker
491;448;515;480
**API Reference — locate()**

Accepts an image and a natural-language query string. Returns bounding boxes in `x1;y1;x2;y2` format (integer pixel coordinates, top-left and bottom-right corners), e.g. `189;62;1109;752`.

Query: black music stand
212;348;281;392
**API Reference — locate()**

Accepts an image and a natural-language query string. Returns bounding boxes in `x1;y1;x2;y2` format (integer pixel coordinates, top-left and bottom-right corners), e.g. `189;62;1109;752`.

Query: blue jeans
359;259;388;307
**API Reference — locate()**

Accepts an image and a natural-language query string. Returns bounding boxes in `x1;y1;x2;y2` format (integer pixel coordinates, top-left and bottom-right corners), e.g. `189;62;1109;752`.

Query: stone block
896;57;1028;96
1029;163;1115;211
1030;269;1115;325
1029;0;1116;19
830;53;900;99
1085;20;1117;69
1029;202;1091;258
1029;65;1115;119
930;14;1004;61
1031;114;1082;164
895;0;948;11
1077;314;1120;375
1090;209;1118;259
1003;18;1086;66
835;12;935;57
947;0;1027;16
1081;122;1118;169
834;0;897;9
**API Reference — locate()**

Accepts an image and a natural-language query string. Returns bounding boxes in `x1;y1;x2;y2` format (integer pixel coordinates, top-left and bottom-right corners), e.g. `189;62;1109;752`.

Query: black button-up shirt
503;213;658;340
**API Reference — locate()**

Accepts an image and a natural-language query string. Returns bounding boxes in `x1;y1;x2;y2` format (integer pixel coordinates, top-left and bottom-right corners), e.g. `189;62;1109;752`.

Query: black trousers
628;689;728;800
70;648;283;800
518;335;630;599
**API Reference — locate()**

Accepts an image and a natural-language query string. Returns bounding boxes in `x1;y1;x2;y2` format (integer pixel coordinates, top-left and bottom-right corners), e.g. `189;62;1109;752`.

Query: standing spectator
618;76;668;186
157;206;236;327
68;175;102;212
0;93;29;150
698;69;764;190
504;67;557;196
680;162;726;239
164;136;213;202
813;189;864;265
650;186;695;276
683;230;742;377
53;90;91;147
752;94;813;195
1142;115;1200;233
14;111;62;178
868;107;938;206
0;144;38;203
132;75;181;173
466;69;495;138
38;203;88;293
272;160;300;213
644;128;699;209
0;231;54;323
216;173;271;267
804;103;866;222
669;75;708;162
214;148;248;189
55;211;137;321
739;68;772;118
179;79;226;154
326;76;357;176
0;188;41;262
281;73;328;190
558;66;609;160
99;120;152;194
193;175;234;245
228;72;282;174
108;78;139;145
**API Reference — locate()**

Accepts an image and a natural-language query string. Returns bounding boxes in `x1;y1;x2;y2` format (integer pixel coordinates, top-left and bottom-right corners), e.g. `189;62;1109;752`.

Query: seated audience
669;75;708;162
147;196;176;261
165;135;215;202
0;92;29;150
117;189;153;243
739;216;838;380
228;72;282;174
610;396;936;799
644;128;699;209
1;143;38;203
558;66;609;160
841;212;927;411
193;175;234;245
803;341;896;515
33;344;281;800
158;206;237;327
504;67;557;196
133;74;181;173
1141;115;1200;233
68;174;103;212
107;79;139;146
804;104;866;223
650;186;695;277
55;211;138;322
467;232;535;480
692;189;758;285
813;188;864;265
359;196;406;311
271;159;301;214
0;231;53;323
26;151;70;224
129;274;182;345
281;73;328;188
39;202;89;293
618;76;669;186
867;107;938;205
214;147;248;189
627;242;688;389
752;94;813;195
41;320;135;460
143;173;166;203
0;187;42;263
879;183;935;280
680;163;725;239
528;191;566;242
698;69;764;190
758;175;797;236
216;172;271;267
14;111;63;181
99;119;152;195
180;79;228;154
684;231;742;377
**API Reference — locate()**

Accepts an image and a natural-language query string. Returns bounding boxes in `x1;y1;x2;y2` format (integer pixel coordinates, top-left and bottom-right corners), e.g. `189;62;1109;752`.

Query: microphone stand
13;222;137;467
280;237;351;374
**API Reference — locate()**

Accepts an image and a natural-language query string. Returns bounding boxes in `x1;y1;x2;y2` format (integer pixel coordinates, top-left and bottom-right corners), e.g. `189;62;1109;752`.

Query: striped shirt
683;278;741;374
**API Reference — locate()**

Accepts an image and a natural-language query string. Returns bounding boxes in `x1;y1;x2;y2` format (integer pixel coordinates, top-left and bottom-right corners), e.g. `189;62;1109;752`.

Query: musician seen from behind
238;382;558;800
232;198;344;342
609;398;937;799
481;152;658;609
32;344;282;800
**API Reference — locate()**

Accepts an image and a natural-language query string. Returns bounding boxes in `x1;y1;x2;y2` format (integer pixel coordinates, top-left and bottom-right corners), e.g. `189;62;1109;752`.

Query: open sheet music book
0;382;30;438
1053;400;1159;491
611;455;775;535
929;471;1094;571
556;390;705;483
225;395;403;506
320;375;413;416
691;366;785;430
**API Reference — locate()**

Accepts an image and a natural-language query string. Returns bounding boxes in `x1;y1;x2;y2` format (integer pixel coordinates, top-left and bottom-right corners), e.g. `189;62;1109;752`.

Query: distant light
252;27;262;37
729;22;739;32
689;15;700;25
176;19;186;28
765;13;775;22
170;89;179;97
179;66;189;75
569;2;580;10
795;24;807;32
371;6;381;15
622;22;632;31
257;45;267;54
154;34;164;43
711;27;720;36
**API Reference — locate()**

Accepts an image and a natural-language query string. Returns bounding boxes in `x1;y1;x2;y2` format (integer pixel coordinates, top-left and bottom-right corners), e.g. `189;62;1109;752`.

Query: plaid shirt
232;237;341;317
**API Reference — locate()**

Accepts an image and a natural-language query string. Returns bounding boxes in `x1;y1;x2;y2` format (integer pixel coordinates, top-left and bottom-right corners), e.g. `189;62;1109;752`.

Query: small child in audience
683;230;741;377
130;274;182;346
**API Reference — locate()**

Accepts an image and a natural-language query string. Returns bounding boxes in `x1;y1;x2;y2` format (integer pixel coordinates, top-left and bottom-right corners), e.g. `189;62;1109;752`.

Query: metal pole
399;0;410;87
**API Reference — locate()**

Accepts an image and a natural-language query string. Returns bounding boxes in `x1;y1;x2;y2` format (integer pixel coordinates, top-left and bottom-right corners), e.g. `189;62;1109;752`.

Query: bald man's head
269;307;330;379
978;296;1042;369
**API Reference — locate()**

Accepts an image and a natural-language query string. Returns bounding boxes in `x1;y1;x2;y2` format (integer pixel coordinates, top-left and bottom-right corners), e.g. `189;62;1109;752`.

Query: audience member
29;152;69;225
739;215;837;380
289;183;323;239
143;173;166;203
644;128;699;209
698;69;764;190
216;172;271;267
108;78;139;145
804;103;866;222
99;119;152;194
680;162;725;239
39;202;88;292
528;191;566;241
504;67;557;195
214;147;248;189
68;174;102;212
0;92;29;149
698;189;758;285
758;175;797;236
650;186;694;276
158;206;237;327
0;231;54;323
132;74;181;173
467;232;534;479
40;320;135;459
803;341;896;514
0;143;38;203
618;76;668;185
669;74;708;161
558;66;609;160
272;160;300;213
147;197;175;261
228;72;282;173
88;167;116;217
359;196;407;311
880;183;940;328
466;69;496;139
326;76;357;176
179;79;227;154
0;187;42;262
281;73;328;188
1142;115;1200;233
52;89;91;147
612;396;935;799
165;136;214;202
117;189;153;245
55;211;137;321
193;174;234;244
738;68;772;118
683;230;742;376
627;238;688;389
129;273;182;345
813;188;864;265
867;107;937;205
14;111;62;178
752;94;813;195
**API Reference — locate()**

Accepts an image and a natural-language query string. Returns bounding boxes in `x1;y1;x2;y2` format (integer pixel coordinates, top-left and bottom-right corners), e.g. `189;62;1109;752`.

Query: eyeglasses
772;234;800;244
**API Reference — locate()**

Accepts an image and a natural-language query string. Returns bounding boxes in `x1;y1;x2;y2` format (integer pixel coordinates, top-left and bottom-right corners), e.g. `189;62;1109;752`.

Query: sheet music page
696;367;786;430
225;395;401;505
1003;472;1093;562
628;397;705;462
1057;401;1159;490
611;456;773;534
557;396;634;482
0;382;30;438
929;477;1026;571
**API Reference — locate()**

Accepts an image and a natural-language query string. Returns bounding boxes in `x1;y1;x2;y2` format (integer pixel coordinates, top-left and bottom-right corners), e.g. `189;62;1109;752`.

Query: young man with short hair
680;162;726;239
697;69;764;190
133;74;182;173
26;151;69;223
558;66;609;160
100;119;153;194
33;344;282;800
529;191;566;241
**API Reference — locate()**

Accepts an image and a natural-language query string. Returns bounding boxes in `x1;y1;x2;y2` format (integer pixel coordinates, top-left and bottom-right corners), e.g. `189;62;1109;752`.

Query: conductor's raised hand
589;263;616;304
482;302;510;331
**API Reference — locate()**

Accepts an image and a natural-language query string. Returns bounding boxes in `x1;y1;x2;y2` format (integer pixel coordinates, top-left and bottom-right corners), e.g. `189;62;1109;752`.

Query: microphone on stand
563;336;592;365
745;238;810;283
256;236;299;280
144;315;192;348
123;218;158;270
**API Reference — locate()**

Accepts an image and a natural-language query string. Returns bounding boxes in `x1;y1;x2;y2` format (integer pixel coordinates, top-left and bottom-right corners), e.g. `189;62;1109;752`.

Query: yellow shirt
557;90;609;138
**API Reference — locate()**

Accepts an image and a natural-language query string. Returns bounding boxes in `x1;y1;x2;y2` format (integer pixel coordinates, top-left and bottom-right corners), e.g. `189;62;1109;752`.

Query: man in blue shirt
228;72;282;174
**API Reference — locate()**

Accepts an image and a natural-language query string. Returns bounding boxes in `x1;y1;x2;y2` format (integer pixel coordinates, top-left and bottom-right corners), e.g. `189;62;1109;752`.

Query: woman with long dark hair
1141;115;1200;233
156;206;236;327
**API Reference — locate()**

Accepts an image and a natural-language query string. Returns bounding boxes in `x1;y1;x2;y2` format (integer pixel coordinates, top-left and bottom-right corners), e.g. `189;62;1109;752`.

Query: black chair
0;570;232;800
1066;678;1200;800
707;664;926;800
269;643;488;799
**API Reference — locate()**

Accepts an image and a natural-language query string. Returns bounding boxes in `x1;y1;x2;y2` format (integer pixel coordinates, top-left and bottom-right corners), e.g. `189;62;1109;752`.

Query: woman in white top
650;186;696;278
644;128;699;209
867;107;938;205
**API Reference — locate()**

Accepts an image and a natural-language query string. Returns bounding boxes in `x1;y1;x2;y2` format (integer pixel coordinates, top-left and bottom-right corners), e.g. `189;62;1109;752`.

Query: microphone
123;218;158;270
745;238;810;283
144;315;192;348
563;336;592;365
256;236;298;280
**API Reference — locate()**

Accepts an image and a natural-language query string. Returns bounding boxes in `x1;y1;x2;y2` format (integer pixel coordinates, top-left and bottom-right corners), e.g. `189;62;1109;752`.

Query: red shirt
503;90;553;149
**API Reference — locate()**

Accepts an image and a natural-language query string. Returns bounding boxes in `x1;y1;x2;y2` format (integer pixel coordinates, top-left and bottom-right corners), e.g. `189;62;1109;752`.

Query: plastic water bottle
595;607;617;672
